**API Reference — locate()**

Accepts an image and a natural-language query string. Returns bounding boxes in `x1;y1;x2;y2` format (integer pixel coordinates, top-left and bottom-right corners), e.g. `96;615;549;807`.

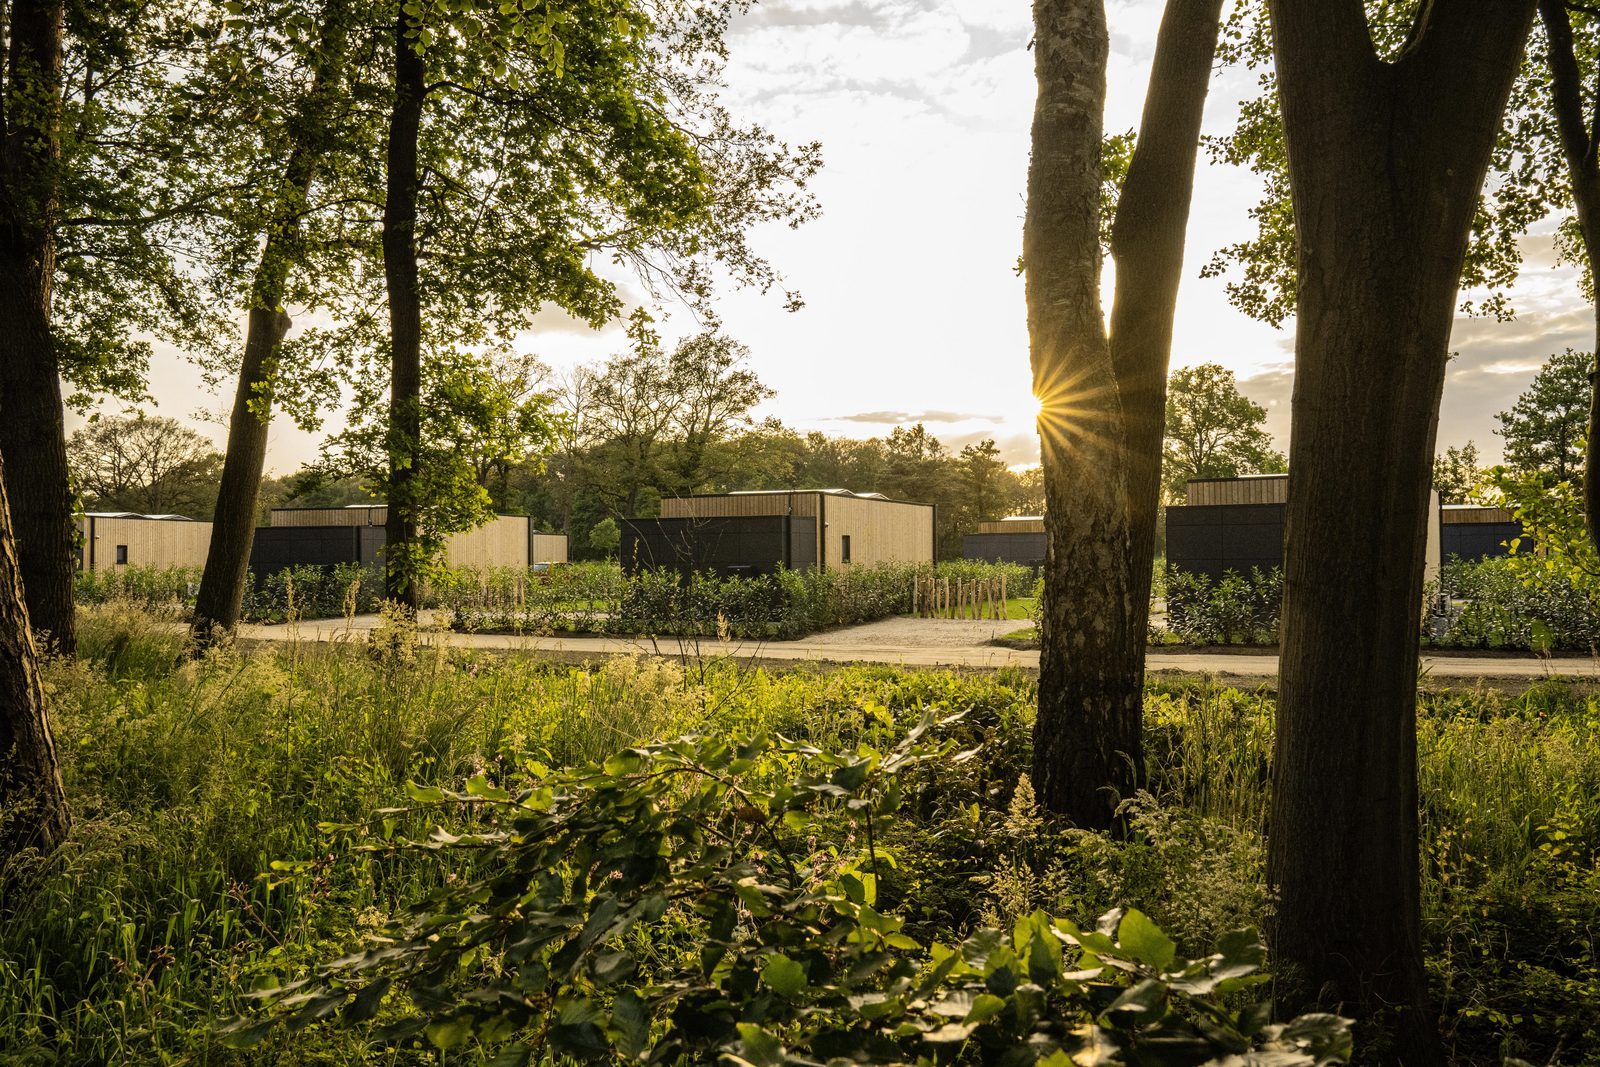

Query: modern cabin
622;489;935;576
1166;474;1443;586
253;505;567;573
961;516;1046;568
77;512;212;572
1439;504;1522;562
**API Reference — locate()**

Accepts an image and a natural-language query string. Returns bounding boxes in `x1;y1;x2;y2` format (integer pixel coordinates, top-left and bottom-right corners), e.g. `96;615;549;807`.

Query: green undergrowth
0;604;1593;1063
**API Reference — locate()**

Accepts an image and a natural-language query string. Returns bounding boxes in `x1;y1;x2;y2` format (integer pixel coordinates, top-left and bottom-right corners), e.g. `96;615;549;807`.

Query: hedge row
77;563;383;625
437;560;1032;639
77;560;1032;638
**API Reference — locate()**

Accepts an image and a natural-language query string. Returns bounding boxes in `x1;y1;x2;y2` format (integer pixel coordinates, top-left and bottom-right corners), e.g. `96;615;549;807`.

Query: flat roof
82;512;197;521
1185;473;1287;484
678;489;934;507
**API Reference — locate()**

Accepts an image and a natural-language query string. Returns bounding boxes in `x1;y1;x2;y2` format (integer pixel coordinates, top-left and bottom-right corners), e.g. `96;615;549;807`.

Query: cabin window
840;535;852;564
115;545;129;565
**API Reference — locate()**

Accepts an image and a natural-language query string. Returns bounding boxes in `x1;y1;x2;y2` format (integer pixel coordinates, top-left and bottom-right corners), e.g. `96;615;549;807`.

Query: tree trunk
0;446;69;863
1536;0;1600;542
191;307;291;643
1026;0;1223;829
382;11;426;607
1026;0;1134;828
193;5;350;644
1266;4;1533;1061
1109;0;1225;632
0;0;75;656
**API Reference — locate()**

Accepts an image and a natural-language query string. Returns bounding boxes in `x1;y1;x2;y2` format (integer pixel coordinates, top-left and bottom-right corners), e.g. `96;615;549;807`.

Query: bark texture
193;8;350;644
1026;0;1130;828
192;307;291;644
1538;0;1600;542
1026;0;1223;829
1109;0;1224;625
382;12;426;608
0;0;75;655
1266;3;1534;1061
0;446;69;863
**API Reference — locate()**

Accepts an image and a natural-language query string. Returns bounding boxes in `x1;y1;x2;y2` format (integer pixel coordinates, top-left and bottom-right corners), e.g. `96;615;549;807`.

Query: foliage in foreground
227;725;1347;1065
0;607;1594;1063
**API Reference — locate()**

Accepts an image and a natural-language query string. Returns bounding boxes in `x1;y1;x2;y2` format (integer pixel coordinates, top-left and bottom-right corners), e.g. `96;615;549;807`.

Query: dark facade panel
1441;522;1522;563
1166;503;1285;581
621;516;816;577
962;532;1046;567
250;525;386;573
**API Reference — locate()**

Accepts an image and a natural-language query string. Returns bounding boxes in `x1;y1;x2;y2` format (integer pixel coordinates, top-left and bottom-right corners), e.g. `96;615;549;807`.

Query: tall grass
1;607;1594;1063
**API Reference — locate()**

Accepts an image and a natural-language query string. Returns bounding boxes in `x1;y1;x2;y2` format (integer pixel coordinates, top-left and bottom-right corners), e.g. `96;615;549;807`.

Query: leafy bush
75;564;201;614
240;562;382;624
228;725;1350;1065
76;562;383;623
440;560;1028;639
1435;557;1600;652
1162;566;1282;646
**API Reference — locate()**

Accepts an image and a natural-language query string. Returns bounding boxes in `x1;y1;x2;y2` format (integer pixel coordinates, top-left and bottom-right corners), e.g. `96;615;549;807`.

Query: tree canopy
1161;363;1284;501
1497;348;1592;483
67;417;225;517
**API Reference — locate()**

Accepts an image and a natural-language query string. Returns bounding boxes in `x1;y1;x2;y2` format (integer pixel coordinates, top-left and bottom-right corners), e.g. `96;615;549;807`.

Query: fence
912;574;1009;620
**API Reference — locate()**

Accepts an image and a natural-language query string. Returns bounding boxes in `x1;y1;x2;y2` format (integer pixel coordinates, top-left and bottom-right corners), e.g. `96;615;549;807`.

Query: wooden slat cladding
531;533;568;563
271;507;386;527
977;519;1045;534
442;516;529;568
1440;506;1515;525
822;494;935;566
660;493;820;519
1185;476;1288;506
79;516;212;571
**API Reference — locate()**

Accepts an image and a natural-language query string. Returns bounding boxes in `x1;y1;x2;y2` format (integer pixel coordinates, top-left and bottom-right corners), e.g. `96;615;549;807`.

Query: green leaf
734;1022;785;1067
609;991;650;1059
760;953;807;997
965;993;1006;1024
1116;909;1176;972
425;1015;473;1049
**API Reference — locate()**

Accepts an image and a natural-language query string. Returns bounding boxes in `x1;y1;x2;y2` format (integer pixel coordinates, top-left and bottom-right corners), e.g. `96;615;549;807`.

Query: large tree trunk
382;11;426;608
1108;0;1225;632
191;307;291;643
1026;0;1223;829
0;447;69;863
1266;4;1533;1061
1537;0;1600;542
1026;0;1133;828
192;6;350;644
0;0;75;656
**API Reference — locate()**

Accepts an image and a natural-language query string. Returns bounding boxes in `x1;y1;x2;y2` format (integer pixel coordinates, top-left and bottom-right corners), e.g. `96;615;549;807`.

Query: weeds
0;608;1594;1063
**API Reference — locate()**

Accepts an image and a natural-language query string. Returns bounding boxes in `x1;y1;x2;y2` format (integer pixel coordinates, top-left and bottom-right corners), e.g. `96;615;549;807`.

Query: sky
105;0;1591;474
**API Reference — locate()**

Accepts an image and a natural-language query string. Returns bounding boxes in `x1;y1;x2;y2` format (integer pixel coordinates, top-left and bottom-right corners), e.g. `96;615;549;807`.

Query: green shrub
75;564;201;612
227;726;1350;1065
1435;556;1600;652
438;560;1028;639
1163;566;1282;645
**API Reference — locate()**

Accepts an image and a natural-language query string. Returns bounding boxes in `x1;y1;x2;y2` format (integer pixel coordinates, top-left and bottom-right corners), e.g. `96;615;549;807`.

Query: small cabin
962;516;1046;567
1440;505;1522;562
1166;474;1442;586
77;512;212;572
252;506;567;573
622;489;935;576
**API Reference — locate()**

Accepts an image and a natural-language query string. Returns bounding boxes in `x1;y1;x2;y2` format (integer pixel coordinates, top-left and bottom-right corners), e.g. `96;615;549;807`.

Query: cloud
828;409;1004;425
